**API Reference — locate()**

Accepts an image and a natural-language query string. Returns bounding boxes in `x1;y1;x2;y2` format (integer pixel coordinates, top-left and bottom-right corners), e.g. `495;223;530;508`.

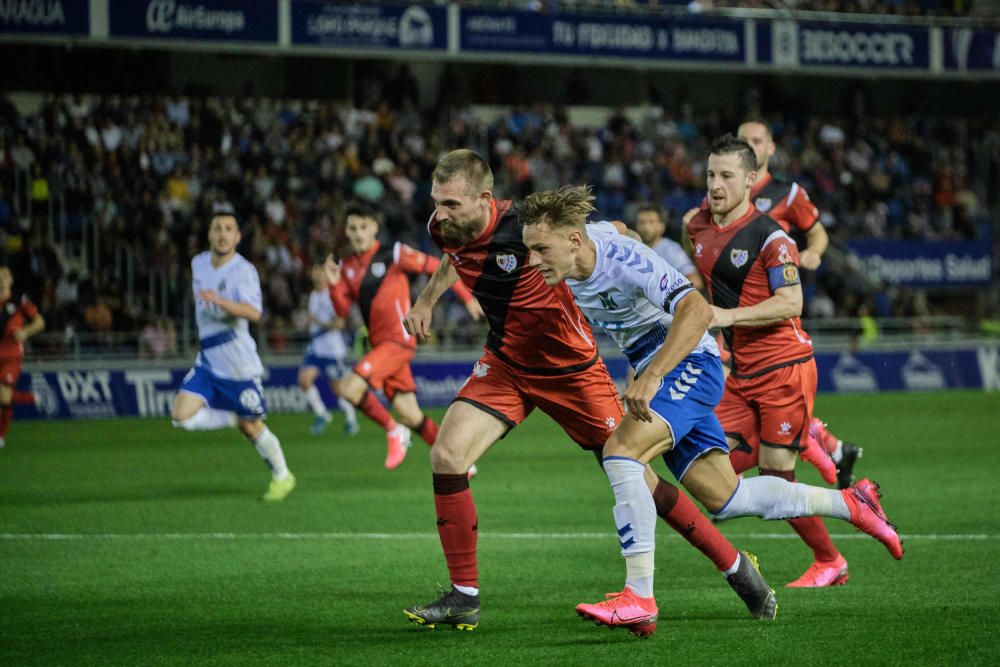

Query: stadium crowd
1;85;996;352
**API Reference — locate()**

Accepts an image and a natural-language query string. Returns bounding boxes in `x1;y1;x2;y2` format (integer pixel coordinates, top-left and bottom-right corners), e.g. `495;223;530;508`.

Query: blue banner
846;239;993;287
944;27;1000;72
109;0;277;42
14;347;999;420
761;20;929;70
291;1;446;50
460;9;745;62
0;0;89;35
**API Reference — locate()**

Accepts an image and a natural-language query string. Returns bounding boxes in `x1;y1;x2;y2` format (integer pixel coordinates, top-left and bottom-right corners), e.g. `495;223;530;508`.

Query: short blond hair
432;149;494;195
521;185;595;230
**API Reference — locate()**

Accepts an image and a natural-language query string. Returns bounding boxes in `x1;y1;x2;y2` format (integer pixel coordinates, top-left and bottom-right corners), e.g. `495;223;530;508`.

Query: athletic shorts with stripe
453;350;624;450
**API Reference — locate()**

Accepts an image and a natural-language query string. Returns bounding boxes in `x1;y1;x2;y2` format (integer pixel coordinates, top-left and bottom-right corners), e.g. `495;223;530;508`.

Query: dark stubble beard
439;219;479;248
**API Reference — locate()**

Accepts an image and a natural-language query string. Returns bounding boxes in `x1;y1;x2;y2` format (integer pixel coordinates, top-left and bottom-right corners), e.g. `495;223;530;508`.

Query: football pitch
3;390;999;665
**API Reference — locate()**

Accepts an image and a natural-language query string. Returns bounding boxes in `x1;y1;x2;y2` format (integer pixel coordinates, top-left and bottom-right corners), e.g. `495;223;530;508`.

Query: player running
520;185;902;637
170;205;295;501
0;266;46;449
737;118;862;488
687;134;900;587
298;264;359;437
323;202;480;470
402;150;779;633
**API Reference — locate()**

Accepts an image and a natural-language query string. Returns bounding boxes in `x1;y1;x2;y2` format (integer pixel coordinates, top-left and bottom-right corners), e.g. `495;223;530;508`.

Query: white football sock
172;407;236;431
338;396;357;425
603;456;657;598
303;385;329;418
713;476;850;522
250;426;290;481
454;584;479;597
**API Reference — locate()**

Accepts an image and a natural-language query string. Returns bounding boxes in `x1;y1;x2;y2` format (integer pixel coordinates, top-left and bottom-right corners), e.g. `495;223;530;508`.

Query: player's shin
250;426;291;481
303;385;328;418
761;469;841;562
604;457;657;597
353;391;397;432
417;416;439;446
433;473;479;594
712;476;850;522
652;476;739;572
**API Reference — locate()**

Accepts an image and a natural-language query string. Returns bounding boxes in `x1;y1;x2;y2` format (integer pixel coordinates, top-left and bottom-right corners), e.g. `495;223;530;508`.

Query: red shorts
353;342;416;400
454;350;623;451
716;358;817;452
0;356;22;387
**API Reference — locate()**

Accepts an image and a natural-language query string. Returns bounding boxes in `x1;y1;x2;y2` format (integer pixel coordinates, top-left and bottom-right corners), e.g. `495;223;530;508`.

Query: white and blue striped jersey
307;289;348;359
191;251;264;380
565;222;718;375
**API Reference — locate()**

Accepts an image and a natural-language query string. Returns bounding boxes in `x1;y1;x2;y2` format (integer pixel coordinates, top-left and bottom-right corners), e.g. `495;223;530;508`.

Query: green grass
3;390;1000;665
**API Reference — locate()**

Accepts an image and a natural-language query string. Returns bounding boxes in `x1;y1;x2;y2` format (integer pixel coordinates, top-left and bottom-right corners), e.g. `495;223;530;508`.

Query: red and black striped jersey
751;173;819;234
330;241;472;349
428;199;597;374
687;205;813;378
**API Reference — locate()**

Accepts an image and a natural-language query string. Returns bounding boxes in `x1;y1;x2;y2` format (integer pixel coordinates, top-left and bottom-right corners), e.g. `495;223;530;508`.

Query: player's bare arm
799;224;829;270
681;208;699;254
710;283;803;329
14;313;45;343
609;220;642;242
198;289;262;323
404;258;460;342
624;291;714;423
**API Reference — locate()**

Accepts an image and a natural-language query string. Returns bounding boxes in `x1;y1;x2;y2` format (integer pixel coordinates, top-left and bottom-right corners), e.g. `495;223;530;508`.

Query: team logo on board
756;198;773;212
371;262;386;278
730;249;749;268
496;253;518;273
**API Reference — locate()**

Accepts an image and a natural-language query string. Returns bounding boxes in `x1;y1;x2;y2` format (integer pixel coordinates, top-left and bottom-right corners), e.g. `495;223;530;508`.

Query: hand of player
14;329;28;343
710;306;735;329
323;255;342;285
799;250;822;271
464;297;484;322
198;289;223;306
682;208;699;228
404;301;434;343
623;373;660;423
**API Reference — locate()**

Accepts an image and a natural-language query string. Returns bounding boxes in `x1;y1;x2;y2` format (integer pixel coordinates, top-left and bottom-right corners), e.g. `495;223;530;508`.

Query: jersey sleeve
786;183;820;231
327;273;353;318
397;242;474;305
234;263;263;314
760;230;801;293
622;242;695;315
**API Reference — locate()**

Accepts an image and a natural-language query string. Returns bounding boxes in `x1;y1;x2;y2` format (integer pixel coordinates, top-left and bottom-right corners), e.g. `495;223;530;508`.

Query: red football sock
417;416;439;446
433;473;479;588
653;477;739;571
0;405;11;438
729;439;759;475
356;392;397;432
12;390;35;405
761;468;841;562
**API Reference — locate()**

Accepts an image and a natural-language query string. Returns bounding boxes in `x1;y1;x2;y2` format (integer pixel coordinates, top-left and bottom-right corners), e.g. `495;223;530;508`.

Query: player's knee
429;435;466;473
297;378;312;391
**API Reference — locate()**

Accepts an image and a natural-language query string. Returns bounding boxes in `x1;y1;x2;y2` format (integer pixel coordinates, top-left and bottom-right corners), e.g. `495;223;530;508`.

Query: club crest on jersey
472;361;490;378
496;253;518;273
371;262;386;278
730;248;749;268
756;198;773;212
694;242;703;258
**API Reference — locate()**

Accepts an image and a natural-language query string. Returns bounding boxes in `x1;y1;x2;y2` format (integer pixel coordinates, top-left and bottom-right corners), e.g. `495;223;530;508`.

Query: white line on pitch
0;532;993;541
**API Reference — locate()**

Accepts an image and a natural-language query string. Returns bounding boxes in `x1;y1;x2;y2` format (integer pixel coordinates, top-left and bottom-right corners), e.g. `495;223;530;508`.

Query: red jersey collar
712;203;759;234
751;171;773;197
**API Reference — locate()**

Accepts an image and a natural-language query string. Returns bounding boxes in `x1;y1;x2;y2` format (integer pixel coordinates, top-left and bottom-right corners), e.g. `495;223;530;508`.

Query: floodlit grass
2;390;999;665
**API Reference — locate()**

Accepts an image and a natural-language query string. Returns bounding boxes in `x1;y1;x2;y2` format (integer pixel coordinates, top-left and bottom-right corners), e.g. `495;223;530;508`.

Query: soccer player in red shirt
401;150;776;631
0;266;46;448
687;135;903;588
323;202;480;470
738;118;862;488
